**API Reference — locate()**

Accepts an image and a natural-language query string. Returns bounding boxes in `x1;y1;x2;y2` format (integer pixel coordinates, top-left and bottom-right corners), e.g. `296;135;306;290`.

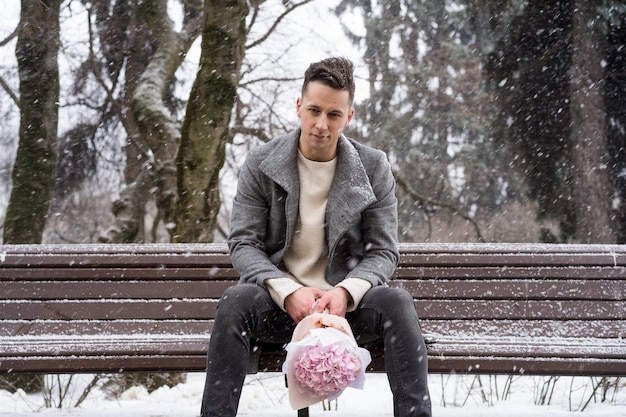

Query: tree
568;0;615;243
3;0;62;244
605;7;626;243
97;0;204;243
336;0;502;242
467;0;624;243
93;0;313;244
173;0;249;242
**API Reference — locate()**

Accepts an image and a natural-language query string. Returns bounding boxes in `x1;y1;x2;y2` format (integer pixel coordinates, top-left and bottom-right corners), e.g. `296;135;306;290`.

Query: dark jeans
200;284;432;417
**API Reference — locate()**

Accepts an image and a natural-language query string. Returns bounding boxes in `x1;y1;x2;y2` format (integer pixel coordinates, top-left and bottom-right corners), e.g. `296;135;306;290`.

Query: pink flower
292;340;362;398
283;314;371;409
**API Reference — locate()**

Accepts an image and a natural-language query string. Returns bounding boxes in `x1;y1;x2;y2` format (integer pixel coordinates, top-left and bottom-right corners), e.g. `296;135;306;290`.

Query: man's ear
345;107;355;127
296;97;303;118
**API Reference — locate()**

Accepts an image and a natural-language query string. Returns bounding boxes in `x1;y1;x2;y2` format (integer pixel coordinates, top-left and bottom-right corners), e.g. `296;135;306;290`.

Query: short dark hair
302;57;355;105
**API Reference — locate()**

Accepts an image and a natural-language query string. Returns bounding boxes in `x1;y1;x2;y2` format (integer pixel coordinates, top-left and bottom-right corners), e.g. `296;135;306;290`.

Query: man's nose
316;114;328;130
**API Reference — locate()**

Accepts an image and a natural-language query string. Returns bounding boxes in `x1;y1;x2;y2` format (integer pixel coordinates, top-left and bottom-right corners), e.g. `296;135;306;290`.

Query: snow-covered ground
1;372;625;416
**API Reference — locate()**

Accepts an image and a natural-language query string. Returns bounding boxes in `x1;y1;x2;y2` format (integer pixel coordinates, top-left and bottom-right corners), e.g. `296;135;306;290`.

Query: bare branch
231;125;271;143
0;75;18;106
238;75;299;88
394;172;486;243
0;25;18;47
246;0;315;49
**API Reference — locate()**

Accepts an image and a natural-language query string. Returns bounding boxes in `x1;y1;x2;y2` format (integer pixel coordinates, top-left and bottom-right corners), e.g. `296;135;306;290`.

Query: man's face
296;81;354;162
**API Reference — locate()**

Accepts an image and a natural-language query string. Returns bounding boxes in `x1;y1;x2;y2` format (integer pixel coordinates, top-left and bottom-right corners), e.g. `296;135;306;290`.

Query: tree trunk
100;0;202;243
172;0;249;243
3;0;61;244
568;0;616;243
130;0;185;235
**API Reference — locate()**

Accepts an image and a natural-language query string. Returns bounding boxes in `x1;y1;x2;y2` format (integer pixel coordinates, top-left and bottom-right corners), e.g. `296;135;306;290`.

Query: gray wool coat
227;129;399;289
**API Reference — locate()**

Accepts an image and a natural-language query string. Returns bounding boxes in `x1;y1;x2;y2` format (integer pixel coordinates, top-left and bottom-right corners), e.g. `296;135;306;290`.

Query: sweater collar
259;128;376;214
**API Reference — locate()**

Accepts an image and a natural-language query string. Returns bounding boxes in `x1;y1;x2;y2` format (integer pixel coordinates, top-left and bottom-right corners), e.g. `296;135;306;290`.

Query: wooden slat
393;279;625;300
0;319;214;337
0;254;233;269
0;334;626;360
0;339;624;376
0;338;209;357
1;318;621;340
0;280;235;300
1;299;621;321
393;266;626;279
0;299;219;320
415;300;626;320
3;351;625;376
0;267;240;280
398;253;626;267
425;356;626;376
428;338;626;359
2;279;621;301
0;355;209;374
419;319;625;339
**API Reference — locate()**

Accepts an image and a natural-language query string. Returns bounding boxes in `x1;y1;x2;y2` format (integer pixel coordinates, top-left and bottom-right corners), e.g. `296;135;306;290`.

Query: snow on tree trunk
3;0;61;244
119;0;202;243
172;0;249;243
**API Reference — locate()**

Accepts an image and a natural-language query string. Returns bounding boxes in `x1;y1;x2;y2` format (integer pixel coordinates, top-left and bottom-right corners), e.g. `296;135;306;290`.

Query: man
200;57;431;417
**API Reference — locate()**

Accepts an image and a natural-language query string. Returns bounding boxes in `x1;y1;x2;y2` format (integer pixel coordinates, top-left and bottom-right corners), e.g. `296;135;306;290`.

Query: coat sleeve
227;152;289;286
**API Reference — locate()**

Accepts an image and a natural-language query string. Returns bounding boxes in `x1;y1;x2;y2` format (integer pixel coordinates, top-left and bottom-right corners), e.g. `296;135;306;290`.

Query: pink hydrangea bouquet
283;313;371;409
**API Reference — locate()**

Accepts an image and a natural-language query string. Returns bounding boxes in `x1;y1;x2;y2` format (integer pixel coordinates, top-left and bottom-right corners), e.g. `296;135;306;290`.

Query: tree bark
130;0;182;231
3;0;61;244
172;0;249;243
125;0;202;241
568;0;616;243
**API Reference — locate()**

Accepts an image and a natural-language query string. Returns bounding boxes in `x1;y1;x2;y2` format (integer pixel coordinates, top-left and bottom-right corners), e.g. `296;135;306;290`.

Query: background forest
1;0;625;246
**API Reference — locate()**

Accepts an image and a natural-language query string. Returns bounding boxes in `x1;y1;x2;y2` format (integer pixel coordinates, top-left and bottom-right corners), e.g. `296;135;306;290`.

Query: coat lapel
326;136;376;253
259;130;300;247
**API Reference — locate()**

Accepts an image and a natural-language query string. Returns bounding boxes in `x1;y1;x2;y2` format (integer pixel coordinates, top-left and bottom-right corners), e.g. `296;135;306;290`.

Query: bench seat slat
0;356;209;374
2;279;622;301
1;337;622;359
424;356;626;376
394;279;625;300
3;344;624;376
1;299;622;320
416;300;626;320
0;300;218;320
420;319;625;339
428;338;626;358
1;319;623;339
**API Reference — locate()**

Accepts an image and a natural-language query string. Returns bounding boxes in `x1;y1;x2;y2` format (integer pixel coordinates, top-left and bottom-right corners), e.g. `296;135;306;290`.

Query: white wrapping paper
282;313;371;410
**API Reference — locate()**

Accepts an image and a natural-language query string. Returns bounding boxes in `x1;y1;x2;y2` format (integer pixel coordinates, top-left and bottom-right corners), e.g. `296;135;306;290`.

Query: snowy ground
1;372;625;416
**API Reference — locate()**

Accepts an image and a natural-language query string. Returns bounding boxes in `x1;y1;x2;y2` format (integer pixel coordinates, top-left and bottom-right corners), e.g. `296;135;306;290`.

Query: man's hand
312;287;351;317
284;287;325;323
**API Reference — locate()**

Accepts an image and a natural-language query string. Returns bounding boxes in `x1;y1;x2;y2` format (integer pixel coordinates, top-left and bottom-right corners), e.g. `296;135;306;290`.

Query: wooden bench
1;243;625;388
